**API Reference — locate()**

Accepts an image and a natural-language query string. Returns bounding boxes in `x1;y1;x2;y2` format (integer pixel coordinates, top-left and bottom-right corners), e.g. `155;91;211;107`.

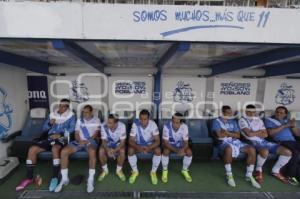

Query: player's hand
289;119;296;128
49;134;61;140
49;119;56;125
91;133;98;140
142;146;149;153
107;148;115;159
79;140;88;146
177;148;186;156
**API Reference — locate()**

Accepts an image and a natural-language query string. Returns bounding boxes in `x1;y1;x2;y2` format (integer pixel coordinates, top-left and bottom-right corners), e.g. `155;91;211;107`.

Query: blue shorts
249;140;279;155
170;143;183;149
69;140;98;152
136;141;153;147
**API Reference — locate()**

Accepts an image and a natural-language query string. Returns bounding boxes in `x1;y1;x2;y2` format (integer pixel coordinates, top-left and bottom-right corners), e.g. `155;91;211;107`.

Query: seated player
161;112;193;183
239;104;292;185
212;105;258;188
16;99;76;192
127;109;161;185
265;106;300;185
55;105;100;193
98;114;127;182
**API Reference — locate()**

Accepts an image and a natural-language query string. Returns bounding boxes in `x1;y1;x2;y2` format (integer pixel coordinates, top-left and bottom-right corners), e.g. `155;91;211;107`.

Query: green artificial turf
1;159;299;199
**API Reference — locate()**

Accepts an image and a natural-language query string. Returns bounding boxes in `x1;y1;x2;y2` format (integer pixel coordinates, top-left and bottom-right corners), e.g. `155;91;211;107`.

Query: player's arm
147;134;160;151
115;139;126;151
215;129;228;139
288;119;300;137
101;138;109;150
225;131;240;139
163;139;179;152
75;130;81;142
267;124;290;136
129;136;142;151
242;127;267;138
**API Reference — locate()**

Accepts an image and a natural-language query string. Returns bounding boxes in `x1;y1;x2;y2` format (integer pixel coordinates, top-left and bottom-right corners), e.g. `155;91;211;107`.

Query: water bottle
64;129;70;143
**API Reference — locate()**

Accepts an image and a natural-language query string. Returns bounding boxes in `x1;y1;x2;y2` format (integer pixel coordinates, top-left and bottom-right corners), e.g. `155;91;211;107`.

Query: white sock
246;165;254;177
272;155;291;174
256;155;267;172
151;155;161;172
53;159;60;166
161;155;169;170
183;156;192;170
102;164;108;173
225;164;232;176
88;169;95;182
116;165;122;173
128;155;138;172
61;169;69;181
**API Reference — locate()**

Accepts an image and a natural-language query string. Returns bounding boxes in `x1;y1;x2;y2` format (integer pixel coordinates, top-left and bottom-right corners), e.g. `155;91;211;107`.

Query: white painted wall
0;2;299;43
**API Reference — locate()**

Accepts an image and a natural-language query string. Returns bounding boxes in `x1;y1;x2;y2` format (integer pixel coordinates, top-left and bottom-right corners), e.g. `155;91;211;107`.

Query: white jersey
101;121;126;147
130;120;159;146
75;116;101;141
238;116;266;142
163;122;189;147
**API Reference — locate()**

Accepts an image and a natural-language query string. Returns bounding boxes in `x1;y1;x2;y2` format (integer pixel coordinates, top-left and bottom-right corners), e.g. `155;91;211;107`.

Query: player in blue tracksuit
16;99;76;192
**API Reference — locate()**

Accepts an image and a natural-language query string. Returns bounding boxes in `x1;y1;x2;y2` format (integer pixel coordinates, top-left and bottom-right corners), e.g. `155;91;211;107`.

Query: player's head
221;105;233;119
275;106;288;120
82;105;93;119
245;104;256;117
107;114;119;129
139;109;150;127
58;98;70;113
172;112;184;130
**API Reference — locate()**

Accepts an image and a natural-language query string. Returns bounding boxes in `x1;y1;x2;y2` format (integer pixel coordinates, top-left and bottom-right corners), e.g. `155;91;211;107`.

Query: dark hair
83;105;93;112
60;98;70;108
221;105;231;113
246;104;256;109
172;112;184;123
139;109;150;118
275;106;288;115
108;113;119;123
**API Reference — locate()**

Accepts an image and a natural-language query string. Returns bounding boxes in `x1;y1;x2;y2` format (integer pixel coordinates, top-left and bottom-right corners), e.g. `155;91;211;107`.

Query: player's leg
86;145;97;193
222;145;235;187
116;147;126;182
98;146;109;181
16;145;46;191
254;147;269;184
161;148;171;183
281;141;300;185
128;147;139;184
54;144;77;192
49;144;63;192
150;147;161;185
181;147;193;183
271;145;291;183
241;145;260;188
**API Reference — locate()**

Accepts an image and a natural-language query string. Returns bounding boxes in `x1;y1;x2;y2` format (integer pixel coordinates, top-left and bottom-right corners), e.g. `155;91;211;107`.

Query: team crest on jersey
70;80;89;103
0;87;13;138
173;81;194;103
275;83;295;105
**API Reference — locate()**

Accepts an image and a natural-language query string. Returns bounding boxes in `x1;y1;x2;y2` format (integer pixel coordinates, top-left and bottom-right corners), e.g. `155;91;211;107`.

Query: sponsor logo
173;81;194;103
0;87;13;138
70;80;89;103
275;83;295;105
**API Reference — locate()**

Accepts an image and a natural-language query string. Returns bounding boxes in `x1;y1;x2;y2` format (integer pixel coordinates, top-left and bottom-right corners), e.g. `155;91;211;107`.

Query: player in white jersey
98;114;127;182
128;109;161;185
239;104;292;185
161;113;193;183
212;106;258;188
55;105;100;193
